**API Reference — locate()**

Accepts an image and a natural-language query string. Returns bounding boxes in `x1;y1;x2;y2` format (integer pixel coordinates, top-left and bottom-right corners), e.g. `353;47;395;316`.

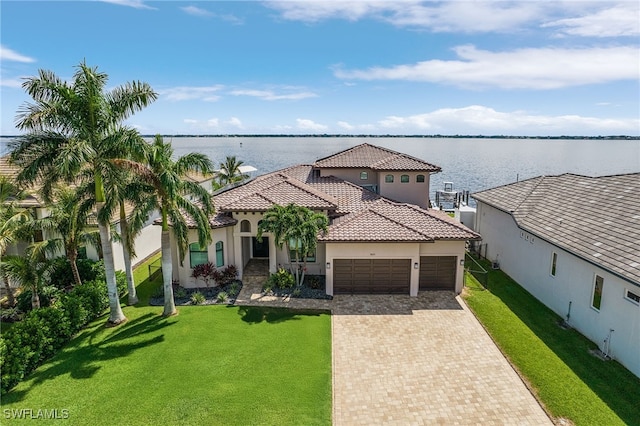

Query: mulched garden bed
261;275;333;300
150;280;243;306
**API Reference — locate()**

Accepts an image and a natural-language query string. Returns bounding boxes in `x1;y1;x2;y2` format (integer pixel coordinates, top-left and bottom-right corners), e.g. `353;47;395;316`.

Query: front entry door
252;237;269;258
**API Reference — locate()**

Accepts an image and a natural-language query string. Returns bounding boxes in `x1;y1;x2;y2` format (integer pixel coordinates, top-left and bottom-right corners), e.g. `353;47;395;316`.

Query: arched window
240;220;251;232
416;174;425;183
215;241;224;267
385;174;394;183
189;242;208;268
360;171;368;180
400;174;409;183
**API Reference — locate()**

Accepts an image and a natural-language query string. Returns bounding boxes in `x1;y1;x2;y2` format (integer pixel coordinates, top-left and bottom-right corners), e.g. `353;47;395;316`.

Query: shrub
69;280;109;320
92;262;127;296
16;285;61;313
191;262;216;287
220;265;238;286
190;292;205;305
0;307;21;323
48;257;99;289
228;282;240;297
307;276;323;290
175;287;188;299
216;291;228;303
262;283;273;294
292;288;302;298
267;268;295;289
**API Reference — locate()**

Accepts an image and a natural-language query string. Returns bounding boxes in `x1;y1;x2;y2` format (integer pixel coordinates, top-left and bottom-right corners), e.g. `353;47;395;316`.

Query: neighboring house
172;143;480;296
472;173;640;378
0;155;161;271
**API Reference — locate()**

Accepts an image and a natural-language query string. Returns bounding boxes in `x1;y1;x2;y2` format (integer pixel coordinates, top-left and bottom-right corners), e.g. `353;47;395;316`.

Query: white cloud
160;85;223;101
181;5;214;17
101;0;156;10
265;1;544;33
334;45;639;89
376;105;640;135
226;117;243;128
207;118;219;128
543;3;640;37
183;119;198;124
1;45;35;63
0;78;24;88
296;118;328;132
230;88;317;101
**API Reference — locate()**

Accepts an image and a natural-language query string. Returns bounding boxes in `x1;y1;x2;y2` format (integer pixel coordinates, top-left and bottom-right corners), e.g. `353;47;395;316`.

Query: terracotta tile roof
319;199;481;242
314;143;441;172
472;173;640;285
214;172;338;212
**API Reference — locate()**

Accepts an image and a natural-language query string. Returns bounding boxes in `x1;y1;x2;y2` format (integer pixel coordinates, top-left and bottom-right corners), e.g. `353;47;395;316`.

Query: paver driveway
331;292;552;425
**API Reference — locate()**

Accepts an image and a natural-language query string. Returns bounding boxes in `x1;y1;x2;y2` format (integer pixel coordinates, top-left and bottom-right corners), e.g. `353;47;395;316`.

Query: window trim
416;174;425;183
550;252;557;277
215;241;224;267
400;174;409;183
189;242;209;269
360;171;368;180
591;274;604;311
385;174;394;183
624;289;640;305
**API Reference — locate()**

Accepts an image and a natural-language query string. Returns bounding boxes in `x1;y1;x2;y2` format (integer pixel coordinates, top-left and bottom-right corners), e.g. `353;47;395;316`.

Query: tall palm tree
98;174;156;306
257;203;328;286
30;185;98;287
10;62;157;324
0;176;32;306
215;156;249;189
120;135;213;316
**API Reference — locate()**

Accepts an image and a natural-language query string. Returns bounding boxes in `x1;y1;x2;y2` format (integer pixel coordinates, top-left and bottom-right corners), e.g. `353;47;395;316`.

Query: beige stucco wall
319;167;378;187
378;172;431;208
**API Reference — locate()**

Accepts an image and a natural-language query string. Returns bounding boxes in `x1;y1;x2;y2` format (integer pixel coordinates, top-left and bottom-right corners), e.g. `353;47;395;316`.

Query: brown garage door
419;256;456;291
334;259;410;294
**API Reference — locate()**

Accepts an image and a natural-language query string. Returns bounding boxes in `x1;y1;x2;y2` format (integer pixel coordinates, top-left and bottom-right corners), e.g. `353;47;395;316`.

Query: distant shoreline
1;134;638;140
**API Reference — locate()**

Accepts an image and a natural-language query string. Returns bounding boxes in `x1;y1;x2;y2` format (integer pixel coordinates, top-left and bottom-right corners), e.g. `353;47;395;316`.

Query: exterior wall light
460;259;465;266
326;262;331;269
414;262;419;269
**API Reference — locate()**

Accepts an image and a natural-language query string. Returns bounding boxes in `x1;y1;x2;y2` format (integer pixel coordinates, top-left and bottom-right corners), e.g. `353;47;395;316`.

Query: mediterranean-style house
171;143;480;296
472;173;640;378
0;155;162;271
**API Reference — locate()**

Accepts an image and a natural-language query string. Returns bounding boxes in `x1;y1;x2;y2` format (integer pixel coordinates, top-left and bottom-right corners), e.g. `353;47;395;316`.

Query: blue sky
1;0;639;136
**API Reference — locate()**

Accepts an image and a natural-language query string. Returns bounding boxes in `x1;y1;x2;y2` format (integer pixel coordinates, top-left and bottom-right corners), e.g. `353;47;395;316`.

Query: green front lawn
463;265;640;426
2;267;332;425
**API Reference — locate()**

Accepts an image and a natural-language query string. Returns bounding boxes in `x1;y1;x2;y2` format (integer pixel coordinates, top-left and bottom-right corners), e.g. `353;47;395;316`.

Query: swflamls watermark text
3;408;69;420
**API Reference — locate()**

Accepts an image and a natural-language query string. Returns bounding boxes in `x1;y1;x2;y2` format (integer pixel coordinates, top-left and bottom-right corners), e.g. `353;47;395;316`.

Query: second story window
400;174;409;183
385;174;394;183
360;171;368;180
416;174;425;183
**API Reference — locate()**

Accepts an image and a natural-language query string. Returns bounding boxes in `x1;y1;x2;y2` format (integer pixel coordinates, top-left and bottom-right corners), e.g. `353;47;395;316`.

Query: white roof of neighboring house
472;173;640;286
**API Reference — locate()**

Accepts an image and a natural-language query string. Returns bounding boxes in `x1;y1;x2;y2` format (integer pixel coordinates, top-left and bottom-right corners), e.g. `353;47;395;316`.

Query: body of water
3;136;639;205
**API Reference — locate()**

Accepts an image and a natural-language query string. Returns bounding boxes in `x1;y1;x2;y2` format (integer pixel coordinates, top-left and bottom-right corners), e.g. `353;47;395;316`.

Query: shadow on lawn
236;306;327;324
473;264;640;425
3;312;172;404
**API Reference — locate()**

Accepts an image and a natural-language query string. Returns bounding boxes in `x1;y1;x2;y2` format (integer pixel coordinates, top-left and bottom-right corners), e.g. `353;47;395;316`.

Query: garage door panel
419;256;456;291
334;258;410;294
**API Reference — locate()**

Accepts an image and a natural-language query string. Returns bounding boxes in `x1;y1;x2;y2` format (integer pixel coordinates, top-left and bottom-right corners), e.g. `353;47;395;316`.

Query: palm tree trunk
0;250;16;306
120;202;138;305
161;229;176;316
97;203;127;324
31;284;40;309
68;249;83;287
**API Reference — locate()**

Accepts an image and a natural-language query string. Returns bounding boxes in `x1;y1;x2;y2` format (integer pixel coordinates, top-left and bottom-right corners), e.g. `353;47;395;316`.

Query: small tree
257;203;328;287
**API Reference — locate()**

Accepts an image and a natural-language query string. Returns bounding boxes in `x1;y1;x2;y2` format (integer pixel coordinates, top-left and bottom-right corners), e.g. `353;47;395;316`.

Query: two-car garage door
333;259;410;294
333;256;457;294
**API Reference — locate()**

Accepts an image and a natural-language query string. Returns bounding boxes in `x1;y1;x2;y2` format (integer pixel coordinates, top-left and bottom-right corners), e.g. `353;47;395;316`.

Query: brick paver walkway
235;281;552;425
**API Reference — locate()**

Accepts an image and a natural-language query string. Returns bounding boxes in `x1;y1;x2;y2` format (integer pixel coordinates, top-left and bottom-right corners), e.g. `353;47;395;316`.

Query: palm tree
1;246;53;310
0;176;32;306
257;203;328;286
10;62;157;324
30;185;98;287
98;175;156;306
121;135;213;316
214;156;249;189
